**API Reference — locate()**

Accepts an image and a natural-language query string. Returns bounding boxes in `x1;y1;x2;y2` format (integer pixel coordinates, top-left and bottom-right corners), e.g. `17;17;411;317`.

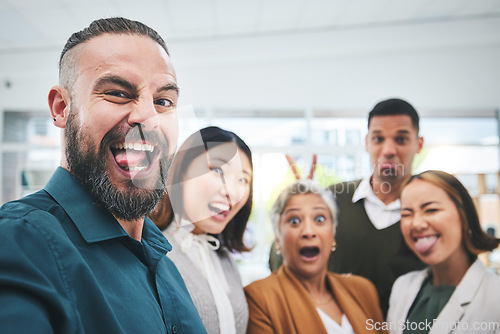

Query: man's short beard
65;106;173;221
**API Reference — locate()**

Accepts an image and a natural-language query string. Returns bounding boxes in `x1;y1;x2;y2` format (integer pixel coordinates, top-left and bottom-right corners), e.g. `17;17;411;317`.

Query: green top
404;278;456;334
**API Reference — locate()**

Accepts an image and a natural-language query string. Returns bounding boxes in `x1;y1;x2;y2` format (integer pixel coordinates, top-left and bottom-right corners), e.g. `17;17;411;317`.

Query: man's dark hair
368;98;420;133
59;17;168;90
60;17;168;69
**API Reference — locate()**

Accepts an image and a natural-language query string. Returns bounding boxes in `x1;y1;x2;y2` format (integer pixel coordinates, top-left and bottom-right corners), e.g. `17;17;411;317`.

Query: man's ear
48;85;70;128
416;136;424;154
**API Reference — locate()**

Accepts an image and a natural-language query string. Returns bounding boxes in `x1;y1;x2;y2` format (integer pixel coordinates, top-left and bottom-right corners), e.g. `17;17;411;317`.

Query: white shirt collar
352;177;373;203
352;176;401;209
351;176;401;230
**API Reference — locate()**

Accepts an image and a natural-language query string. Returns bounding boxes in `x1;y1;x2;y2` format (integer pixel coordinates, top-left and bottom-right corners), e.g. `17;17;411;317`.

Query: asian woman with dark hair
150;126;253;334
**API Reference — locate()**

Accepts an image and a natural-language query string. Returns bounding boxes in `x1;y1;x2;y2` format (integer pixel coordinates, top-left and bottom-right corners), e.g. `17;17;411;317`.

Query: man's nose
381;140;396;157
128;99;159;131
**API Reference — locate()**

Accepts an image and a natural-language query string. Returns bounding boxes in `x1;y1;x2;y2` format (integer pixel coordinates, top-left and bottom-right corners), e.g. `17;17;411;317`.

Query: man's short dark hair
60;17;168;69
368;98;420;133
59;17;168;90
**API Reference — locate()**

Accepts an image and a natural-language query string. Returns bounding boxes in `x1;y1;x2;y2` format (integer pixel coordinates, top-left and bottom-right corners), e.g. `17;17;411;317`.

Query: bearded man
0;17;206;333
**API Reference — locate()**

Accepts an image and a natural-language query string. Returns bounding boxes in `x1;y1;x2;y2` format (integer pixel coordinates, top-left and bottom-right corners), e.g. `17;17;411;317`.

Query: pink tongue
210;208;227;218
415;236;438;254
114;150;146;167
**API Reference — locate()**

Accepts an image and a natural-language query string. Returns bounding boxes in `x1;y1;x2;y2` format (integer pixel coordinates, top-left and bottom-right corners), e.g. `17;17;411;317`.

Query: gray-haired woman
245;179;386;334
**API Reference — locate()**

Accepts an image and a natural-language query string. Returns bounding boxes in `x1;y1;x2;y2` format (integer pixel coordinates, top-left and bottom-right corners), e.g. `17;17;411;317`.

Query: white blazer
387;259;500;334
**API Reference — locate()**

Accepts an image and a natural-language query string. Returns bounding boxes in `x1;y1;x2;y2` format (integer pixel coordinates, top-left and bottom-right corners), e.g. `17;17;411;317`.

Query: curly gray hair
270;179;338;237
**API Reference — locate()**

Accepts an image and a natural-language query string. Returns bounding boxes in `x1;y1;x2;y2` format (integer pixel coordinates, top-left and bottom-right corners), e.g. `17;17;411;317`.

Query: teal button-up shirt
0;167;205;333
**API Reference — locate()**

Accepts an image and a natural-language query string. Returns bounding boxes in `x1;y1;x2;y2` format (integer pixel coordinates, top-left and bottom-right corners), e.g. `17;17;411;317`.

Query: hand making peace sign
285;153;317;180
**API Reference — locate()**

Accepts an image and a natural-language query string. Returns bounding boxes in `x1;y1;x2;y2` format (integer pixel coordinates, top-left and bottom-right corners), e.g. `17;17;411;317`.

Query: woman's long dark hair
149;126;253;253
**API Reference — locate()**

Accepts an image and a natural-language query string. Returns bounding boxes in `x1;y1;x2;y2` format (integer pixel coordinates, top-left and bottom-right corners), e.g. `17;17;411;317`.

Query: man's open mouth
110;141;158;171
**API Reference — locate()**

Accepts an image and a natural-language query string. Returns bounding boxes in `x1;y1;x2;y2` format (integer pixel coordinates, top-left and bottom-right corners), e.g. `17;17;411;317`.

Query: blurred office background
1;0;499;283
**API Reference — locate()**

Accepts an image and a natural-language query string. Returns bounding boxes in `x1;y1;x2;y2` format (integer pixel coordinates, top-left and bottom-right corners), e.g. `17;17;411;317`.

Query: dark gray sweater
328;180;425;317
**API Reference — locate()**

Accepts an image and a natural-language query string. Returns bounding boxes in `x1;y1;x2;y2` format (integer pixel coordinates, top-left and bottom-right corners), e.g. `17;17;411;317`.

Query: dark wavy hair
149;126;253;253
404;170;499;256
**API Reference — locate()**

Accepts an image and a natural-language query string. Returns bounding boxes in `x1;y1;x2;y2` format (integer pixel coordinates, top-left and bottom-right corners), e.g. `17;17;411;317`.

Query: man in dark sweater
269;98;425;317
329;98;425;317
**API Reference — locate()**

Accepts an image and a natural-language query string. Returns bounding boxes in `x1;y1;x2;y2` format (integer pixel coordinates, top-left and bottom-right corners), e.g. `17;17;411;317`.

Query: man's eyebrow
396;129;411;135
93;75;138;94
157;83;180;95
371;129;411;134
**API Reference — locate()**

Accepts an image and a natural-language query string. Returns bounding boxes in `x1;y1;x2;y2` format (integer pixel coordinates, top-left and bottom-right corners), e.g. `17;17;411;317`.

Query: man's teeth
211;203;230;212
111;142;154;152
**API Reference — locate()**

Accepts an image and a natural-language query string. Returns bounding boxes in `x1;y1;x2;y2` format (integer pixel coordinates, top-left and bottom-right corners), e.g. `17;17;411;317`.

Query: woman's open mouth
208;202;231;221
299;246;320;261
413;235;439;254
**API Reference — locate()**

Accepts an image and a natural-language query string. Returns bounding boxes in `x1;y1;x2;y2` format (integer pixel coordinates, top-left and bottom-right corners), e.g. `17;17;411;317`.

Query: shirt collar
44;167;129;243
45;167;172;265
352;175;400;209
352;176;374;203
142;216;172;252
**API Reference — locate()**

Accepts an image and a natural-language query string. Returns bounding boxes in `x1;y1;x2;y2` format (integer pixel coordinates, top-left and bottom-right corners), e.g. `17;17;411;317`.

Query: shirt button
172;325;178;333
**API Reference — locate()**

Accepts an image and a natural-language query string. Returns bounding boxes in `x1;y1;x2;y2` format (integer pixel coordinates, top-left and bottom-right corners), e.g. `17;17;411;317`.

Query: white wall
1;16;499;113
